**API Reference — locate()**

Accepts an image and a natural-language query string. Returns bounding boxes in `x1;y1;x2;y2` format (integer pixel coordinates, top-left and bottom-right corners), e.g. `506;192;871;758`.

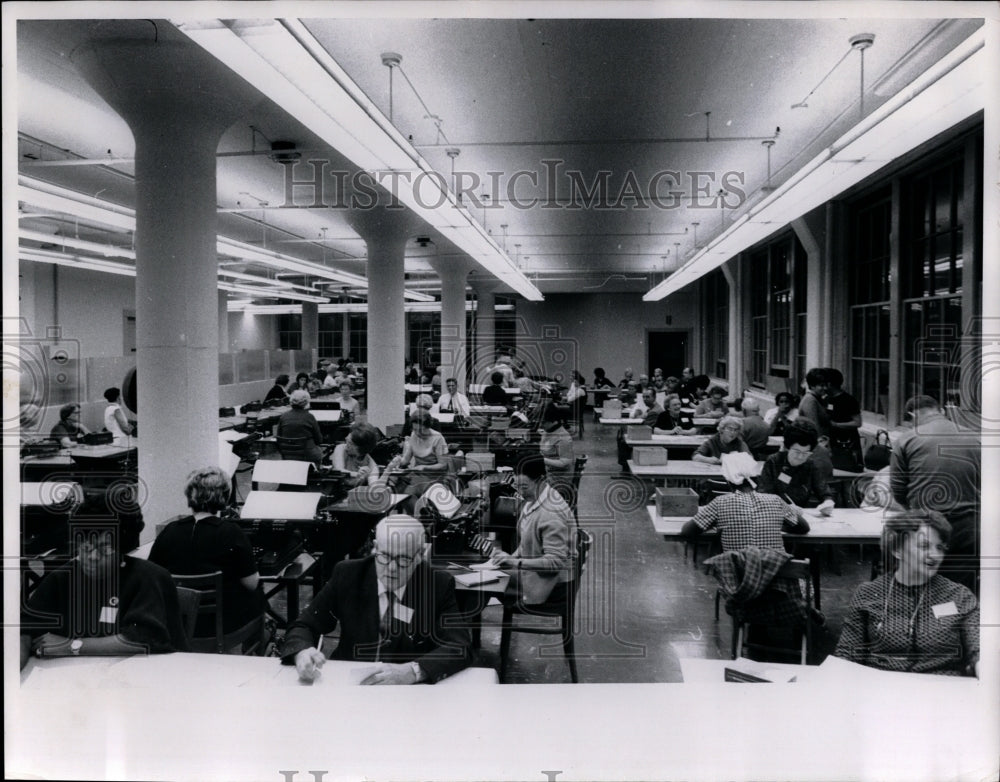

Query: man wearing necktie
280;515;471;684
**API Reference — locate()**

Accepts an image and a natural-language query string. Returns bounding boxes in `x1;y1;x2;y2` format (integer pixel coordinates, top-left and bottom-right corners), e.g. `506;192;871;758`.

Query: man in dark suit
280;515;471;684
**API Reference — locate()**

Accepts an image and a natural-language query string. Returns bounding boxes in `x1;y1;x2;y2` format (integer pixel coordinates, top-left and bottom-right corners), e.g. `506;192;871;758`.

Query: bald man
279;516;471;684
739;397;772;459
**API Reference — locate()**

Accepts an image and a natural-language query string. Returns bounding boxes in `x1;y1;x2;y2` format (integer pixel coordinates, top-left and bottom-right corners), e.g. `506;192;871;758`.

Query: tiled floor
248;419;876;683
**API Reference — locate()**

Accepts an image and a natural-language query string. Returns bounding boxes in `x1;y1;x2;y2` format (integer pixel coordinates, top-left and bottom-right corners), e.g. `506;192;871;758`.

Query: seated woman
288;372;311;397
691;415;750;464
538;402;575;503
276;389;325;466
834;510;978;676
103;386;134;446
489;456;575;606
384;410;448;511
331;422;381;487
681;453;809;552
695;385;730;418
20;495;188;669
756;419;835;514
149;466;265;639
336;380;361;419
264;374;290;403
481;371;509;406
653;394;696;435
764;391;800;436
50;403;90;448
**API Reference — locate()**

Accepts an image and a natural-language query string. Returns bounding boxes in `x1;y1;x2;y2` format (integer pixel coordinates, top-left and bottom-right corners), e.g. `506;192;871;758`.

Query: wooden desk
20;653;499;690
647;505;885;545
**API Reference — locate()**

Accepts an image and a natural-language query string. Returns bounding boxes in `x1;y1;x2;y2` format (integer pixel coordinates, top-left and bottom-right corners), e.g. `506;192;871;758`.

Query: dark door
648;331;688;377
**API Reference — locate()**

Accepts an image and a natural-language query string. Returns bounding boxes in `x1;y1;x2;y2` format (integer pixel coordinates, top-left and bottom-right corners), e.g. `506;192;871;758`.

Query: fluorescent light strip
216;282;329;303
172;19;542;302
20;229;137;259
20;248;136;277
217;268;294;289
228;300;517;314
644;29;986;301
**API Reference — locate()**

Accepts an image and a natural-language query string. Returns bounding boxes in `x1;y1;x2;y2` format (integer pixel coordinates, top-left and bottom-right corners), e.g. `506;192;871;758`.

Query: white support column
792;214;828;369
74;34;257;534
470;276;501;383
301;302;319;353
218;290;230;354
429;257;474;391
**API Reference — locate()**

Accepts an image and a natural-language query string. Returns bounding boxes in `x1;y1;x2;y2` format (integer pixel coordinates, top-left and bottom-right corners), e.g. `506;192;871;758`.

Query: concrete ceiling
14;11;984;300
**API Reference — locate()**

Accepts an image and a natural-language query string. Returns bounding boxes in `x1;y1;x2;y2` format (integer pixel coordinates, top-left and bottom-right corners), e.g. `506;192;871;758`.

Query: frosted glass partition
86;355;135;403
218;353;235;385
270;350;294;377
290;350;313;374
235;350;267;384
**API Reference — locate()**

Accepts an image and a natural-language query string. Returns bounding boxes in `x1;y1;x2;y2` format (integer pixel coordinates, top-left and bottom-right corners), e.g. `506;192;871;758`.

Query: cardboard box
655;487;698;517
633;447;668;465
630;425;652;440
603;399;623;418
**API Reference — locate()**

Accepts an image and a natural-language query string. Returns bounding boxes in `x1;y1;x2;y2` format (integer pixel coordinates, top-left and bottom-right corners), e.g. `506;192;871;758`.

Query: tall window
747;236;803;386
278;314;301;350
702;270;728;379
348;314;367;364
848;189;892;415
902;153;964;407
794;249;808;385
318;314;343;358
749;249;768;385
768;241;792;375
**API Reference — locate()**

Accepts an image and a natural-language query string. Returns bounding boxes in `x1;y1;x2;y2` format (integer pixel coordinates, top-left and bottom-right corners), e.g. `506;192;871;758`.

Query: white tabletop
626;433;783;448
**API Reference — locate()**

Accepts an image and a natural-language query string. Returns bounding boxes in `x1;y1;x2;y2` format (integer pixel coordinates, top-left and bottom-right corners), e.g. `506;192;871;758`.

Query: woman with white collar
489;456;575;605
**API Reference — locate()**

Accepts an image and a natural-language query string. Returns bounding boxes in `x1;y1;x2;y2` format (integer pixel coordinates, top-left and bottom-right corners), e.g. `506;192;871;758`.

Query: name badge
932;601;958;618
393;604;415;624
778;472;792;484
826;404;834;411
99;605;118;624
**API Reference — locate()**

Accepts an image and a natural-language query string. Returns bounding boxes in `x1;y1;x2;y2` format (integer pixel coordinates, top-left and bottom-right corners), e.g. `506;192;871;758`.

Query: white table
20;653;498;689
647;505;886;545
626;433;783;448
629;460;874;482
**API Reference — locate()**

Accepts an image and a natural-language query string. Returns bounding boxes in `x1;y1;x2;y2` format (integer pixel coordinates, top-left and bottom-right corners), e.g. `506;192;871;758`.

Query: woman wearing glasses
834;510;978;675
20;495;188;669
691;415;751;465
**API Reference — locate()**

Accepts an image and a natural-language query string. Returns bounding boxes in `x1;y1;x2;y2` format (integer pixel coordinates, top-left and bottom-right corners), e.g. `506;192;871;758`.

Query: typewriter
81;431;114;446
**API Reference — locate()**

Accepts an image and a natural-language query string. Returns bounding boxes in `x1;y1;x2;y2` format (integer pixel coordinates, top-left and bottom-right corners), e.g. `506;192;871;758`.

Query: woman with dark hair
103;386;133;445
488;456;575;605
481;371;509;405
834;510;978;675
288;372;311;396
50;403;90;448
764;391;800;436
538;402;575;501
265;374;290;403
331;422;381;487
384;410;448;506
756;419;835;513
149;466;265;638
20;496;188;669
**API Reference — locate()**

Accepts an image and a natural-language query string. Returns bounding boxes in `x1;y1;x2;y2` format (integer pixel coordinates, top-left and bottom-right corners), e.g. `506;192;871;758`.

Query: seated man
695;385;730;418
633;387;664;427
280;516;471;684
436;377;471;418
738;398;772;458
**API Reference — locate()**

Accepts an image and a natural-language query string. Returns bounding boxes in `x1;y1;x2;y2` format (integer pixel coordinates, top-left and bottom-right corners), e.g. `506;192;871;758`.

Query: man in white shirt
435;378;471;418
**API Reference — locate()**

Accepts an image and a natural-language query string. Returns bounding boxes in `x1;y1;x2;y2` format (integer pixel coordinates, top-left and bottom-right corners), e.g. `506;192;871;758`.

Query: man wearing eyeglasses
279;515;471;684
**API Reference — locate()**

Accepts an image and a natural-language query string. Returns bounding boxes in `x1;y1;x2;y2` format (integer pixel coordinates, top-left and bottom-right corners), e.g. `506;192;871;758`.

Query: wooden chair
498;529;592;683
732;558;814;665
570;455;588;524
171;571;265;655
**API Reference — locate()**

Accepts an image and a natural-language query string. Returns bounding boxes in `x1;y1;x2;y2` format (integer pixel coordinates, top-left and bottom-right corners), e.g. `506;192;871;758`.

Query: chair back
570;455;588;522
570;528;592;598
174;586;201;641
171;571;225;653
277;436;311;461
776;557;813;607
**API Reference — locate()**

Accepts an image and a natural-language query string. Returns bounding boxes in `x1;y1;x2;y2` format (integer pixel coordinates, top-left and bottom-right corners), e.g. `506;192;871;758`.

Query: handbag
863;429;892;471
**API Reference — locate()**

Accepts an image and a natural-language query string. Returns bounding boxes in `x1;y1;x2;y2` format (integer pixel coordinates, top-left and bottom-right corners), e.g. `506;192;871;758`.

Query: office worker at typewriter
21;495;188;670
277;390;325;466
336;380;361;418
281;515;471;684
489;457;575;606
331;422;381;487
50;403;90;448
149;467;265;638
385;410;448;511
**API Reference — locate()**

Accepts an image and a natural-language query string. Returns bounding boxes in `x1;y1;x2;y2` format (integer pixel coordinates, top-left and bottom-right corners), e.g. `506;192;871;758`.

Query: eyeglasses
79;541;115;557
374;551;416;567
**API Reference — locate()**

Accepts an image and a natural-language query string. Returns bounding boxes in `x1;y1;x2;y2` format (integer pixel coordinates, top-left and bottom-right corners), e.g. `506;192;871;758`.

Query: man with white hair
280;515;471;684
739;398;772;459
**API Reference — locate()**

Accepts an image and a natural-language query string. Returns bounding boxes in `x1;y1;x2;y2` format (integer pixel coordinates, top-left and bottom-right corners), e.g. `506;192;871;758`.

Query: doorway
647;330;688;377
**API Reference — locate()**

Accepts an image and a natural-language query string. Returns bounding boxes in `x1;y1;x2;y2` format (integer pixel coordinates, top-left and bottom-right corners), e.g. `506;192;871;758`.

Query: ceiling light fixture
19;229;136;259
644;29;984;302
172;19;543;301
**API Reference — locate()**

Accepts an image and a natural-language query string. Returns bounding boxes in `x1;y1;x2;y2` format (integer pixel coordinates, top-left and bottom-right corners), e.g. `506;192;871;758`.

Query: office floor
247;418;874;683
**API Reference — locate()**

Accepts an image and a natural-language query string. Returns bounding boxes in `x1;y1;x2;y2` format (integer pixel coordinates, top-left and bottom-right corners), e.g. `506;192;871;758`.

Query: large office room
4;2;998;781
